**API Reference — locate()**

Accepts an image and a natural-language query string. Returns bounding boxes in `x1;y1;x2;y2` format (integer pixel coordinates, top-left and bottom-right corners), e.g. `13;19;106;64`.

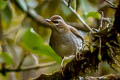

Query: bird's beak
45;19;53;24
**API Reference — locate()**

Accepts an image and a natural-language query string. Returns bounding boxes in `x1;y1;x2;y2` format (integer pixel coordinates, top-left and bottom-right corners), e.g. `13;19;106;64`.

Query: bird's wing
69;25;84;43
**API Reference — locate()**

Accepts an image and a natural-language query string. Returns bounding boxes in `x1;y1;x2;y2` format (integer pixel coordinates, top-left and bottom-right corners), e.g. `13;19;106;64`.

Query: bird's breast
50;31;82;57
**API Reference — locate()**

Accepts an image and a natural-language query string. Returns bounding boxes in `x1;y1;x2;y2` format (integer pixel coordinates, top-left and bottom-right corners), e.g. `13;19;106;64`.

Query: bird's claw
60;66;65;77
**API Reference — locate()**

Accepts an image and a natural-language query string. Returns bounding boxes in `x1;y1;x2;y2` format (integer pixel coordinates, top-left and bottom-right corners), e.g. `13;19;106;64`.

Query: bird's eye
52;21;59;24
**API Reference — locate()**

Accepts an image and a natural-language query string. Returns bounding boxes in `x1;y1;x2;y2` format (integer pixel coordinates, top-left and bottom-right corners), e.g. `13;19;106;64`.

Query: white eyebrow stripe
55;19;62;22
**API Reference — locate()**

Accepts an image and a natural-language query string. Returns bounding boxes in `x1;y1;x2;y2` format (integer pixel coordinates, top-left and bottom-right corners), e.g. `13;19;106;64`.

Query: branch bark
35;50;99;80
63;0;94;32
0;63;56;73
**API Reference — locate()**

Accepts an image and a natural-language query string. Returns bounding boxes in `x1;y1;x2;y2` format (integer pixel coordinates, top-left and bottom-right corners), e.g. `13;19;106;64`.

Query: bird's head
46;15;68;32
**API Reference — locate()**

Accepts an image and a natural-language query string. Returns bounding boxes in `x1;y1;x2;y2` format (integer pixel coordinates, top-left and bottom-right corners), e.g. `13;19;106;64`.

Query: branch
83;74;120;80
36;74;120;80
0;66;40;72
104;0;117;9
35;50;100;80
63;0;94;33
34;50;120;80
0;63;56;73
17;54;27;69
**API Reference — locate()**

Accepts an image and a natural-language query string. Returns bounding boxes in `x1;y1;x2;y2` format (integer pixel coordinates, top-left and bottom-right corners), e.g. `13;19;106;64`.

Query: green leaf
0;52;12;65
1;5;12;24
22;28;62;64
86;12;101;19
0;0;8;10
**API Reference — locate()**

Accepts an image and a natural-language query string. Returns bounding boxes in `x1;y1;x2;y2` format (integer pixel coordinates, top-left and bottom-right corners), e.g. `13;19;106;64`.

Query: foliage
0;52;12;65
86;11;101;19
0;0;8;10
22;28;62;64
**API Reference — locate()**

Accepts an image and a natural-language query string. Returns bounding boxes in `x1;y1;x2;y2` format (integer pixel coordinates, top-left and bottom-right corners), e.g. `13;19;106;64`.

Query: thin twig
68;0;72;7
63;0;94;33
105;0;117;9
17;54;27;69
99;11;104;30
0;62;56;73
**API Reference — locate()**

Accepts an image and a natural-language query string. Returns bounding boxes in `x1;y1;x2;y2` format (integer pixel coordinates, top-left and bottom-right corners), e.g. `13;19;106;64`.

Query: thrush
46;15;84;66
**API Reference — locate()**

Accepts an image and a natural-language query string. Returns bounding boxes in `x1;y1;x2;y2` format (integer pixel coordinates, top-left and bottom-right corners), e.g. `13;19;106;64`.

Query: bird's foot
60;56;75;76
60;58;65;76
60;65;65;77
75;52;82;61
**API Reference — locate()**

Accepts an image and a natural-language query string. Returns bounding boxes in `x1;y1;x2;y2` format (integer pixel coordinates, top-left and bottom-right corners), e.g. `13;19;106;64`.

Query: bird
46;15;84;66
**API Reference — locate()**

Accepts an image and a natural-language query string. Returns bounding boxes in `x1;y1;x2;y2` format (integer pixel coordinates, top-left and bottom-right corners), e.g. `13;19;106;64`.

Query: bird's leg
61;57;65;68
61;55;75;67
60;58;65;76
60;55;75;76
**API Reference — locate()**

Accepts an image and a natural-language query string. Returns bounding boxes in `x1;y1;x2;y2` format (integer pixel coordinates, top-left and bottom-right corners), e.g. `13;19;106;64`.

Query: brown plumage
46;15;84;58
